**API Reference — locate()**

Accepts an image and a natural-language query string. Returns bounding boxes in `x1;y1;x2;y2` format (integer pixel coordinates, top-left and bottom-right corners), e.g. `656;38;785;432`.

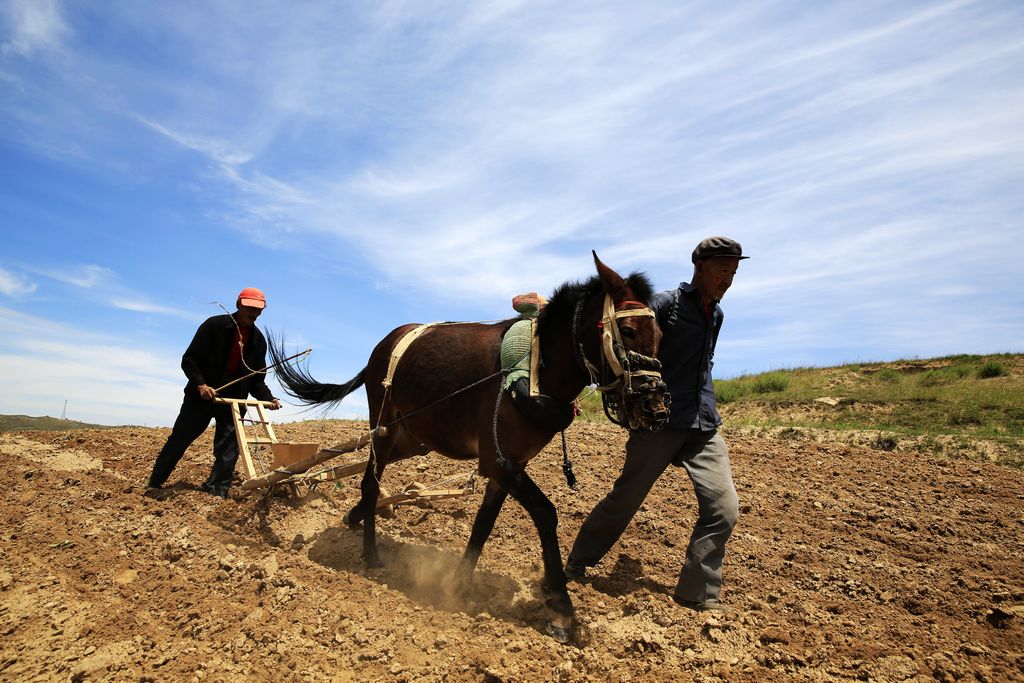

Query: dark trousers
567;428;738;604
148;398;245;494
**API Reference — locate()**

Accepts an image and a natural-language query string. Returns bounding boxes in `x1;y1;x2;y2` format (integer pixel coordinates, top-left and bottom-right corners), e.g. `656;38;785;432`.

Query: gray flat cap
691;236;750;263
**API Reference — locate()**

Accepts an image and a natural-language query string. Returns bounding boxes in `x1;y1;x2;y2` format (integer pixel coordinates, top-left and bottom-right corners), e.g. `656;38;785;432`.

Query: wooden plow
214;398;476;511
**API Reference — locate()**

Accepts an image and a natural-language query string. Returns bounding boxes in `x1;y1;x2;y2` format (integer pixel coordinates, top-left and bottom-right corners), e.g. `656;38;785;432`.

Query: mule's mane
537;271;654;337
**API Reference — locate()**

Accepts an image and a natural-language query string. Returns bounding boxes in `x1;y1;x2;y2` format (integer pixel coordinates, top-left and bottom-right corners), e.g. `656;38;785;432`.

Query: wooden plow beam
240;433;377;491
377;480;477;509
215;398;475;510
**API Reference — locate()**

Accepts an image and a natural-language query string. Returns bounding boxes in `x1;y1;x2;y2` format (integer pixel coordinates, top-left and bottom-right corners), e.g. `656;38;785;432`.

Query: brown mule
270;253;668;641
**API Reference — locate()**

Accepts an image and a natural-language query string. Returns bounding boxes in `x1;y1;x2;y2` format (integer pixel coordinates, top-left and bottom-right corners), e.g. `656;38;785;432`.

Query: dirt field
1;419;1022;682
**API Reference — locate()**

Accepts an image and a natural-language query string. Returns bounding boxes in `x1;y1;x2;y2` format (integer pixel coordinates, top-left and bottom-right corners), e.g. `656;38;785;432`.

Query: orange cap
237;287;266;309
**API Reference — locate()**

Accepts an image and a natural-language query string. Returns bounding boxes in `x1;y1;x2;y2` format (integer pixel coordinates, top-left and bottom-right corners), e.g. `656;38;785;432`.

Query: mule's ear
593;250;629;302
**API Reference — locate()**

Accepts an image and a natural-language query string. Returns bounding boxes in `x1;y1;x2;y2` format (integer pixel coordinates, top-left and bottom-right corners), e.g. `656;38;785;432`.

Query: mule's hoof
546;621;573;644
545;609;575;644
342;509;361;528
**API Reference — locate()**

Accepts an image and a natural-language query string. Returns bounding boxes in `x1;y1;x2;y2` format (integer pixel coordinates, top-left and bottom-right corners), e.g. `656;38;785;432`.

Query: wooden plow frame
214;398;476;511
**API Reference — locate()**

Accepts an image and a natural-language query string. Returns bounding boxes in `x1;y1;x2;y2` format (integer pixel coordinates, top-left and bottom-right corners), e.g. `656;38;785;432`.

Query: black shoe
674;597;736;613
201;483;228;500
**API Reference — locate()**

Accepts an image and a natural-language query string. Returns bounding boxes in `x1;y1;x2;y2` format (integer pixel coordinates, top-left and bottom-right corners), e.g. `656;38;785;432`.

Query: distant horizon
10;349;1018;428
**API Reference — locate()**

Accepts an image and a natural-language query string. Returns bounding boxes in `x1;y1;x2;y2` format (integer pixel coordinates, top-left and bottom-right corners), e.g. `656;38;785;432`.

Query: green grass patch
715;371;789;402
946;408;985;427
752;372;789;394
977;361;1008;379
716;353;1023;461
918;364;972;386
873;369;903;384
574;390;608;422
715;380;749;404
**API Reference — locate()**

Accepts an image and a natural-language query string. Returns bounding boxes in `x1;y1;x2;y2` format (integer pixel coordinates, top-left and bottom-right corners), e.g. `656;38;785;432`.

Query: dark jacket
651;283;723;430
180;314;275;402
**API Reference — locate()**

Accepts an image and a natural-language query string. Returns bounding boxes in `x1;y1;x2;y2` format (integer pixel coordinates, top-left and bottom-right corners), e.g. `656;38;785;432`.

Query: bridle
572;292;670;431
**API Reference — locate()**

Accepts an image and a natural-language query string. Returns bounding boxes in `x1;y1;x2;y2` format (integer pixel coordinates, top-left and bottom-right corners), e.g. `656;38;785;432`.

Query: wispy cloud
139;117;254;167
0;266;36;297
0;0;68;57
34;264;115;289
133;0;1019;305
26;264;197;319
109;299;197;318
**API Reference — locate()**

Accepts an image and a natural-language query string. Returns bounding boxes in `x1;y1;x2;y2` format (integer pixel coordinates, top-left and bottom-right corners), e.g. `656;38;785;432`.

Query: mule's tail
268;333;366;408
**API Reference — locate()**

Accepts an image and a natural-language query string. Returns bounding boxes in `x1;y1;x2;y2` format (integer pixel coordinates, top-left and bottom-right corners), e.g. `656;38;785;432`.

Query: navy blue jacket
651;283;723;430
180;314;275;402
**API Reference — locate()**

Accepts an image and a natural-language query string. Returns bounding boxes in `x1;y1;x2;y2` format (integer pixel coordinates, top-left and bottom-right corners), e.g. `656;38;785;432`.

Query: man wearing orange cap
147;288;281;499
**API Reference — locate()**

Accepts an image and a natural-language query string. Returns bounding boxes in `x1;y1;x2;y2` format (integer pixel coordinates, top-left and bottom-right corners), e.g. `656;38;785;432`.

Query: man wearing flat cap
566;237;747;612
147;288;281;500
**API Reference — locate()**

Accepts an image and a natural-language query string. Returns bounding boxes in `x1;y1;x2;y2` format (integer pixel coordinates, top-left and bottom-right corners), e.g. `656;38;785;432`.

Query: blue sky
1;0;1022;426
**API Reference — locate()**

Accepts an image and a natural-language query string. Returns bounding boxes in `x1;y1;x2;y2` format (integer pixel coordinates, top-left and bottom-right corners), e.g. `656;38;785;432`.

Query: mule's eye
620;326;636;339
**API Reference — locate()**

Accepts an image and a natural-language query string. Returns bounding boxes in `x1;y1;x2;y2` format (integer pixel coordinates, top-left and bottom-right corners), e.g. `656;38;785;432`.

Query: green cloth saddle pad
500;319;534;391
500;319;574;433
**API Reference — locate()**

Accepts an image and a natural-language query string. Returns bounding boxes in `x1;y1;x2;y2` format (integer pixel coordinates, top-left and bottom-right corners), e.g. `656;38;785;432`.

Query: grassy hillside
577;353;1023;466
715;353;1022;434
0;414;109;433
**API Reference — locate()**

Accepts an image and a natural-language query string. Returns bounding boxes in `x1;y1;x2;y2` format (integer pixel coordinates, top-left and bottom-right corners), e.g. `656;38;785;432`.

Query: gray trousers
567;428;739;604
